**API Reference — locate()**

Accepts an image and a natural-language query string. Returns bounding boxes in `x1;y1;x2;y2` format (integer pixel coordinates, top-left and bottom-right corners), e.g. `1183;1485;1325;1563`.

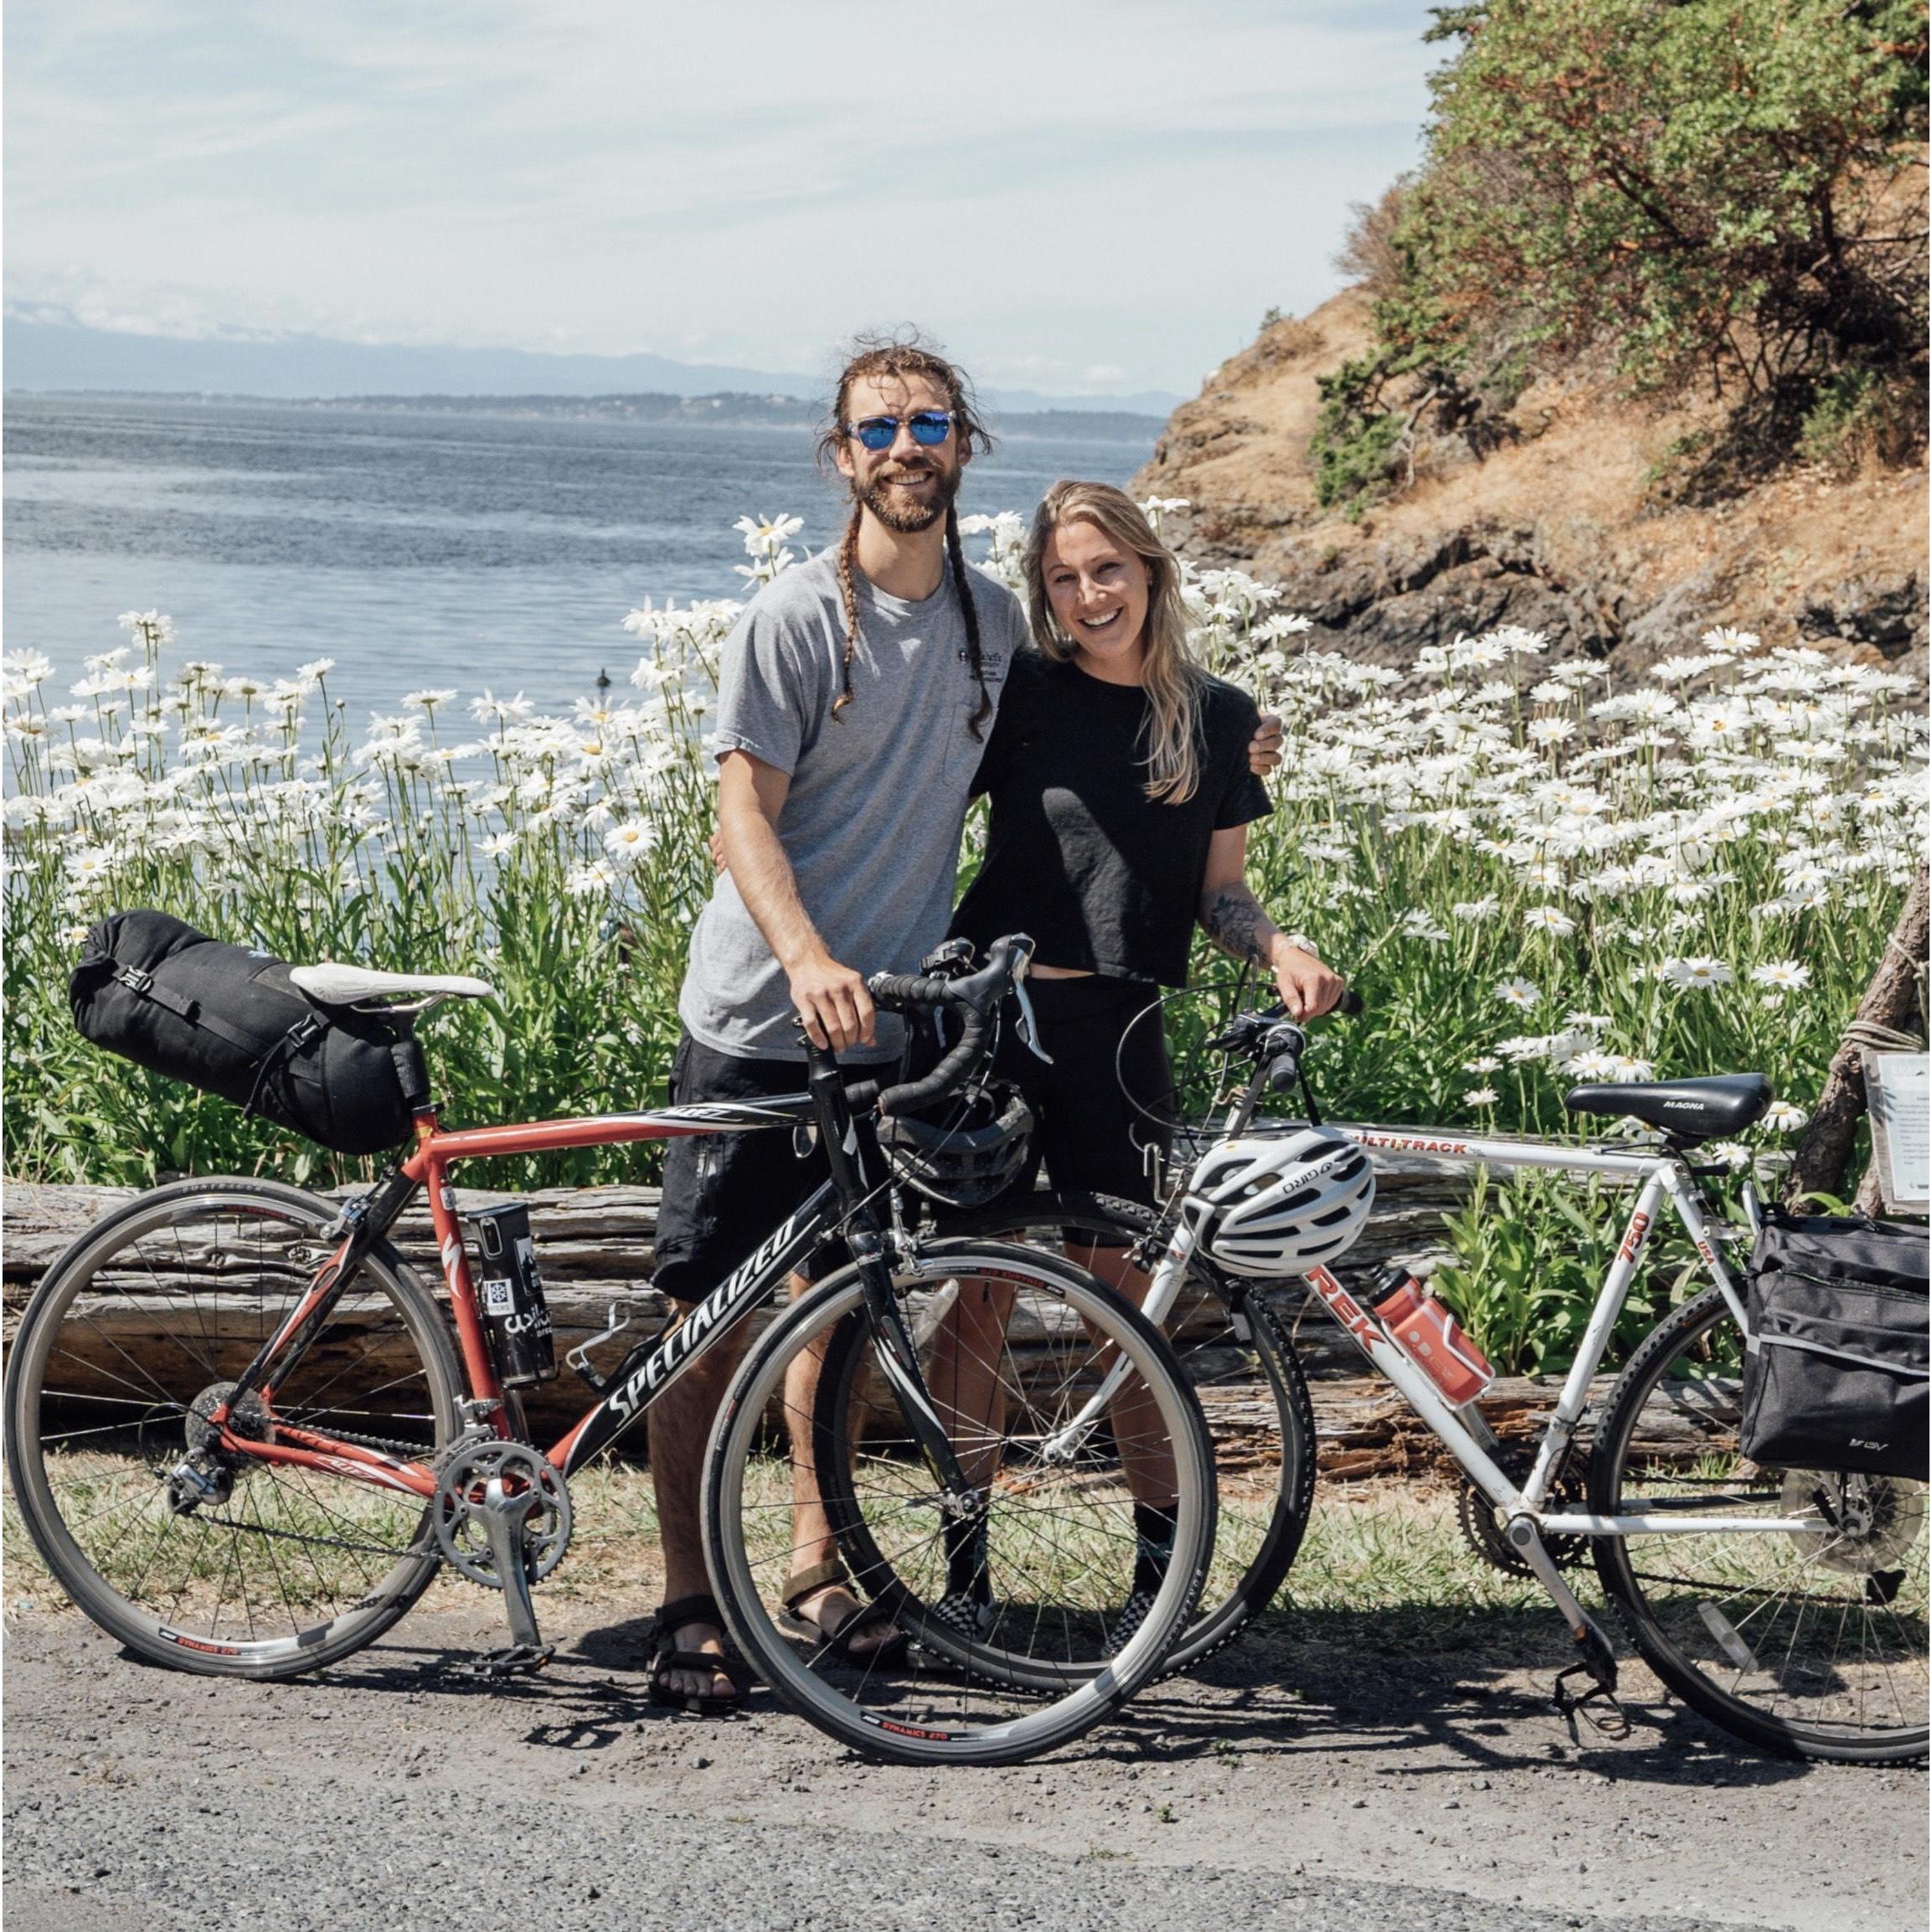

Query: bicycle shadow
277;1601;1839;1786
1064;1605;1819;1792
282;1610;773;1753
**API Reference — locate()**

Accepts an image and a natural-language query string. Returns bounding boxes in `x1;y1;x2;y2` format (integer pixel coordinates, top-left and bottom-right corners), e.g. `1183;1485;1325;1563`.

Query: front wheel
1589;1283;1927;1762
702;1239;1216;1765
4;1177;463;1677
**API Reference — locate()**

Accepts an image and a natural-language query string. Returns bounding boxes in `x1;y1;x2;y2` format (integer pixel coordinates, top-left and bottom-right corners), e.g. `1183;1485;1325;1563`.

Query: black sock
1131;1502;1178;1597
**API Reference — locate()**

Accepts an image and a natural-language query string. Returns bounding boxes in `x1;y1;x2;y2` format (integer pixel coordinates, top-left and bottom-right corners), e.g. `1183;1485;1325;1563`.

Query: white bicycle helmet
1180;1126;1374;1277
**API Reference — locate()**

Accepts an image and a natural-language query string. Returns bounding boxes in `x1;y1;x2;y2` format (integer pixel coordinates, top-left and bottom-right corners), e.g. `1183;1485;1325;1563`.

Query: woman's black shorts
985;973;1173;1216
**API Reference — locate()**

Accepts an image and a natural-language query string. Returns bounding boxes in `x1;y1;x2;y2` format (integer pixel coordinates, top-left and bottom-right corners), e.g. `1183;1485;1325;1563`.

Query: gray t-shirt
679;546;1028;1061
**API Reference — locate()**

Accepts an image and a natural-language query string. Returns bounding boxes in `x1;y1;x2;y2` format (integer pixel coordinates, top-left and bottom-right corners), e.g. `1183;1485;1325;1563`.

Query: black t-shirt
950;651;1272;986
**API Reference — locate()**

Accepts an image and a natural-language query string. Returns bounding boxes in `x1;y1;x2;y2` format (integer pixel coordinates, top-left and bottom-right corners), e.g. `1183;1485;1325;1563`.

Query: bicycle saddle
1563;1072;1771;1140
289;962;497;1006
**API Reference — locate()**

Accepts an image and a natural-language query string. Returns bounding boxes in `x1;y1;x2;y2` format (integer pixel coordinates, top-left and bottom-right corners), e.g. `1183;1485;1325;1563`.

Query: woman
948;478;1345;1214
925;481;1344;1636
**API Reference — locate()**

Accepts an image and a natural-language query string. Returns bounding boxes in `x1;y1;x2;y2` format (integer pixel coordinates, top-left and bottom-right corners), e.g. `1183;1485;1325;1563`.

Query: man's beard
858;460;961;533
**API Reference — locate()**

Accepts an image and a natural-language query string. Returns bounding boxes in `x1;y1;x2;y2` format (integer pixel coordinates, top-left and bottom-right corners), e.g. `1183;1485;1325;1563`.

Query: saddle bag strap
113;965;272;1060
389;1036;432;1112
241;1013;329;1121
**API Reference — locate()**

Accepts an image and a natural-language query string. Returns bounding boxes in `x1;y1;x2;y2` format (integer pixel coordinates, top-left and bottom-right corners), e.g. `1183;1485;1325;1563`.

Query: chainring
1457;1445;1589;1576
432;1438;572;1589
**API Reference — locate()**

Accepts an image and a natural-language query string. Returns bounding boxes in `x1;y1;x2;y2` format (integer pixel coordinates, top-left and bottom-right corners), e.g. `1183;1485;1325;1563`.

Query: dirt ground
4;1574;1924;1932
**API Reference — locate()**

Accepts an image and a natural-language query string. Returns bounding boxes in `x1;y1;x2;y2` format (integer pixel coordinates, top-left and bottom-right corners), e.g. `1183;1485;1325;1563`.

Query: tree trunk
1786;863;1929;1209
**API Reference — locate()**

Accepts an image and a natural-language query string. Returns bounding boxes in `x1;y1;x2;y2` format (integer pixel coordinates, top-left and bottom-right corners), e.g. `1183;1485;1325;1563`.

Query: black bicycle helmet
876;1084;1034;1208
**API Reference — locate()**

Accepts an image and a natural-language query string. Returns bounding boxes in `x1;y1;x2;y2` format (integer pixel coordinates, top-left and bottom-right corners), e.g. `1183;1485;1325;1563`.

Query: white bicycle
958;1000;1926;1763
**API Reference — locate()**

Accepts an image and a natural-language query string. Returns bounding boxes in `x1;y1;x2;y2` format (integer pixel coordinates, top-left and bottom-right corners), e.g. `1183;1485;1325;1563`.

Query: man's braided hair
814;332;997;738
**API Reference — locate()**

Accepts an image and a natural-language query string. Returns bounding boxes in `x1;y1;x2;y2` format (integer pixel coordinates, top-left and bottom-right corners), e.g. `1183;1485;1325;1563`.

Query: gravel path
5;1598;1924;1932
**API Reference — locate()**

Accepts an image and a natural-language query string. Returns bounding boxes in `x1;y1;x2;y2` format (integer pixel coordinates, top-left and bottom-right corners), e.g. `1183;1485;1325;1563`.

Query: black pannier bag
1739;1210;1929;1481
70;910;418;1157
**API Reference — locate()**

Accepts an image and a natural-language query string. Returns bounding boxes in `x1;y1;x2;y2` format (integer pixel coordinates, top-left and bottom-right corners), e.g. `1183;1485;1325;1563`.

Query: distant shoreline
3;388;1167;442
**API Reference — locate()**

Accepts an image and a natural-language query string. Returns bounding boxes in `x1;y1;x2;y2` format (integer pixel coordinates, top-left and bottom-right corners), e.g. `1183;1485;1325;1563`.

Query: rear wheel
1589;1284;1927;1762
946;1194;1316;1672
703;1239;1215;1765
4;1177;461;1677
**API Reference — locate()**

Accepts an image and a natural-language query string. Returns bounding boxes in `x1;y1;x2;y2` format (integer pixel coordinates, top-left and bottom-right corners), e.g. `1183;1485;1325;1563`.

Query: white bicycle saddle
289;962;497;1006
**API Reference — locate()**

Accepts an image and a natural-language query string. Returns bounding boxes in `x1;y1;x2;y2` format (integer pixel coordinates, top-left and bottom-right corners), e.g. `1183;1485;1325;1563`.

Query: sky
5;1;1439;398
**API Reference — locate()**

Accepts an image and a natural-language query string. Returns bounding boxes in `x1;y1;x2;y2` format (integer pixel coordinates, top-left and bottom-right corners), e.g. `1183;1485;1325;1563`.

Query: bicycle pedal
451;1642;555;1682
1552;1662;1631;1741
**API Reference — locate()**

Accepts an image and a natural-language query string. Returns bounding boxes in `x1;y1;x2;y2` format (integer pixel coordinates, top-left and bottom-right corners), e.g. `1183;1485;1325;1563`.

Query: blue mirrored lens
908;412;954;446
853;418;897;450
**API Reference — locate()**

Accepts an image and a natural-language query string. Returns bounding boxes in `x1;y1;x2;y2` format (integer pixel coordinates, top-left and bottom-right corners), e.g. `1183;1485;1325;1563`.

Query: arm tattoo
1200;885;1272;966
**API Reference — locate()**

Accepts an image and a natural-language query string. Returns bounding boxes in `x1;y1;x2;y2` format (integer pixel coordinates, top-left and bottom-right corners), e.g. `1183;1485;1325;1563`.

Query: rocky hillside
1136;289;1926;678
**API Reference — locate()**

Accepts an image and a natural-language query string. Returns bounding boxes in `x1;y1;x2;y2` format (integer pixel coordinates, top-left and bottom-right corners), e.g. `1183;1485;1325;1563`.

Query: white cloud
5;0;1435;393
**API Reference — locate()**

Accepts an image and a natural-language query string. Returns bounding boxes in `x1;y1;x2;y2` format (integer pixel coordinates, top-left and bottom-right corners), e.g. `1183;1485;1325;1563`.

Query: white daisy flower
1522;905;1577;935
1494;976;1543;1010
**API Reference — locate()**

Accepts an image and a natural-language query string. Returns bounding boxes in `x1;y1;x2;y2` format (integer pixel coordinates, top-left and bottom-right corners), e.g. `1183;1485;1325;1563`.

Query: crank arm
477;1476;549;1654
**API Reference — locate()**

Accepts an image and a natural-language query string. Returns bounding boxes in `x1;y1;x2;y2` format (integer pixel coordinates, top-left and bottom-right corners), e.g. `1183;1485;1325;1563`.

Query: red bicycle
5;936;1217;1765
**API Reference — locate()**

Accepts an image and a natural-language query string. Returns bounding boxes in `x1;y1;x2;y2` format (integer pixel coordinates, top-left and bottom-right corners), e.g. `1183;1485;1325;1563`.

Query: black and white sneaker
1105;1587;1158;1658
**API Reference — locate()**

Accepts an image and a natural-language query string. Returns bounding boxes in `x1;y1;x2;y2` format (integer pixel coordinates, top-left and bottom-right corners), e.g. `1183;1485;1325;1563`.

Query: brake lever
1012;957;1054;1064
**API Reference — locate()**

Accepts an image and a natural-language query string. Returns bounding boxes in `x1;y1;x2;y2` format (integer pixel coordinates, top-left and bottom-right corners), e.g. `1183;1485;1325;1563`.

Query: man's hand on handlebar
1270;940;1347;1021
787;950;877;1052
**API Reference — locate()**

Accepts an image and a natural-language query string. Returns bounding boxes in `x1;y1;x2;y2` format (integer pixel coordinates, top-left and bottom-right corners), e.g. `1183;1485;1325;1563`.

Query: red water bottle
1371;1265;1495;1405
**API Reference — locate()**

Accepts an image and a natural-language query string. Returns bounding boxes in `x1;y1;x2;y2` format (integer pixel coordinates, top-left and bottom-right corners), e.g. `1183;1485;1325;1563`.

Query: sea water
3;394;1158;716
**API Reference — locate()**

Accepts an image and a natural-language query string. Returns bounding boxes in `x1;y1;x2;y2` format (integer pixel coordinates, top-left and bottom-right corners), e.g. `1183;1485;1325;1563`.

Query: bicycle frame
1055;1123;1816;1540
209;1057;966;1503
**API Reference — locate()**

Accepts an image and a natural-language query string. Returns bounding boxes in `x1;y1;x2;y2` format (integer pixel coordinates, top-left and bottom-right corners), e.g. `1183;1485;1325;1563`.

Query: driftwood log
1787;861;1929;1209
2;1161;1662;1481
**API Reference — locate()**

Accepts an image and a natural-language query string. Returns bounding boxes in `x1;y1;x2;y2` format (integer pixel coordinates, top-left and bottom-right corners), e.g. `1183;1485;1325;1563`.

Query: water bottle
466;1203;557;1388
1370;1263;1494;1405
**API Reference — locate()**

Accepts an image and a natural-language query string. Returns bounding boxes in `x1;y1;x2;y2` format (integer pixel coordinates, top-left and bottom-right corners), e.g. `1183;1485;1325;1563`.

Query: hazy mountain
2;316;1183;419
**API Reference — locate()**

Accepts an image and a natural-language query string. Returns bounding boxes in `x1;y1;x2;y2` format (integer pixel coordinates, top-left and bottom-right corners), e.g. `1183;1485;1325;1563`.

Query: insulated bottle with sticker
466;1203;557;1387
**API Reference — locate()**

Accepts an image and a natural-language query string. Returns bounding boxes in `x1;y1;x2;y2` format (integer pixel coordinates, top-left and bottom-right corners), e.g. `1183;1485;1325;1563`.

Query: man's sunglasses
843;410;956;451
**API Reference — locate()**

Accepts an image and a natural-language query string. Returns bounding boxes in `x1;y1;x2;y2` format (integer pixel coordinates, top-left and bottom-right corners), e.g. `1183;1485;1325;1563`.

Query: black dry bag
1739;1210;1929;1481
70;910;418;1157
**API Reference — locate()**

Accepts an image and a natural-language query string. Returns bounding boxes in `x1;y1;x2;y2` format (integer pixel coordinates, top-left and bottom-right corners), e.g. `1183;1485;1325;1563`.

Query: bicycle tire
1589;1282;1928;1762
702;1239;1216;1765
4;1177;462;1678
944;1194;1316;1673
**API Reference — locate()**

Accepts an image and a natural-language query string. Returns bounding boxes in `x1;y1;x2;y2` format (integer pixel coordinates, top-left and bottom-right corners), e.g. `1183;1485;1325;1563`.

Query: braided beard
858;460;962;533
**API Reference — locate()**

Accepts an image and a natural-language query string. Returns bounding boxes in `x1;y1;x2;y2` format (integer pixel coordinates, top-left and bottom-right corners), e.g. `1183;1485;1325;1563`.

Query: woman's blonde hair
1024;480;1203;804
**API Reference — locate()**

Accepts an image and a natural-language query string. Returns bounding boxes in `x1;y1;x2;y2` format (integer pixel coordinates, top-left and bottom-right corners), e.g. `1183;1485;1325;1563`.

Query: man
645;334;1020;1707
645;332;1280;1708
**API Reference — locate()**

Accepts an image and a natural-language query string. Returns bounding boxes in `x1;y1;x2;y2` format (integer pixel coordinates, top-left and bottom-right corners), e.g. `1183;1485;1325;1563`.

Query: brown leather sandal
776;1559;909;1667
644;1592;754;1715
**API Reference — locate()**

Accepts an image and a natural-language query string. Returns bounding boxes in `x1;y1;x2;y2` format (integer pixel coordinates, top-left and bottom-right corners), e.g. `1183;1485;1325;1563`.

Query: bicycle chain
173;1421;445;1565
191;1511;432;1565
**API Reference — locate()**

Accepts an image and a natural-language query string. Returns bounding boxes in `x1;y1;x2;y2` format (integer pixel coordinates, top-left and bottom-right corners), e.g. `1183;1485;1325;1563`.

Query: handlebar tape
866;942;1020;1117
874;1006;988;1118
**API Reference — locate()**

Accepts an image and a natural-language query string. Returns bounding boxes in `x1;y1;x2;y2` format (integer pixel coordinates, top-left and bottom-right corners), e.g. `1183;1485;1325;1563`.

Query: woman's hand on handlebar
787;949;876;1051
1269;938;1348;1021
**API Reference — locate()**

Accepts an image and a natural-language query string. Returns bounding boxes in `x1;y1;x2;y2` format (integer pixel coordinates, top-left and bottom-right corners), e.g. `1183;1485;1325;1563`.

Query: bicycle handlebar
863;933;1033;1118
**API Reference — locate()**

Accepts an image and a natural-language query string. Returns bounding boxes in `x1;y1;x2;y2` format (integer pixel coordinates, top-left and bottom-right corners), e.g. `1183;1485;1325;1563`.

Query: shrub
1320;0;1929;500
